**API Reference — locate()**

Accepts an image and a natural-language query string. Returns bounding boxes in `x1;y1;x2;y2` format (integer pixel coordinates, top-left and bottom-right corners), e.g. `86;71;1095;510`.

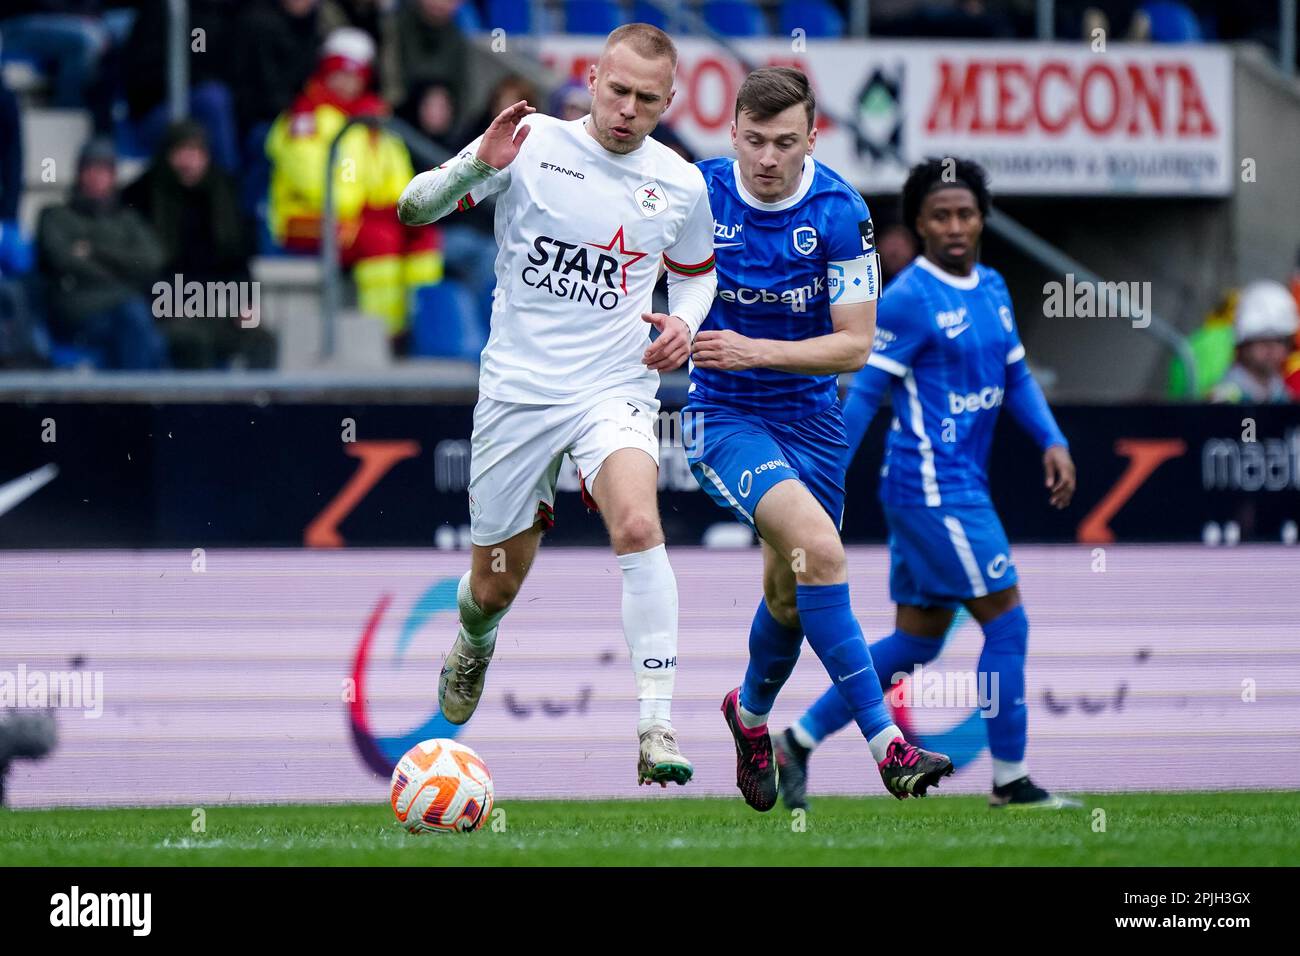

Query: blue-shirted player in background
686;68;953;811
772;157;1082;810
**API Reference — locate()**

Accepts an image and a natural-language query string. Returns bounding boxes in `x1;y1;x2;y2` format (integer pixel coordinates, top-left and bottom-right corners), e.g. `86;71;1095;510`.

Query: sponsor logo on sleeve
859;218;876;252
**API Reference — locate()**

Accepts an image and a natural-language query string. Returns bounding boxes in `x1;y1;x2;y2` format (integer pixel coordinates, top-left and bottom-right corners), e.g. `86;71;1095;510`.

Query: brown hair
735;67;815;130
604;22;678;69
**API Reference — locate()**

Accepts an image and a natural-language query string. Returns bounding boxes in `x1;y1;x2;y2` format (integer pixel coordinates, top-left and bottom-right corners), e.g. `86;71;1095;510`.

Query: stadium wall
1;402;1297;547
4;546;1297;807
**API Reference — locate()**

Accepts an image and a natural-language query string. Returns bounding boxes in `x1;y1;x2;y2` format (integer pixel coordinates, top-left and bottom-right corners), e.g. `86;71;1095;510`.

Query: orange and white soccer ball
390;738;495;834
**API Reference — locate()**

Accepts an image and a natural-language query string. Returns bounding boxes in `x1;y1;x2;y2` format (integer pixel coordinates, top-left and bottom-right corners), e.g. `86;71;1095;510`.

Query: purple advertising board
3;546;1298;807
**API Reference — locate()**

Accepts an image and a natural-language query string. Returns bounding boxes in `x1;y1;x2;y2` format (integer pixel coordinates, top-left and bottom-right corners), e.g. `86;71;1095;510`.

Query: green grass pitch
4;792;1297;866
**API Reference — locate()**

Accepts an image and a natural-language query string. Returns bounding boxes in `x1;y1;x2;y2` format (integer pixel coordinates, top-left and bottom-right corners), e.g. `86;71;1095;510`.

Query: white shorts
468;390;661;546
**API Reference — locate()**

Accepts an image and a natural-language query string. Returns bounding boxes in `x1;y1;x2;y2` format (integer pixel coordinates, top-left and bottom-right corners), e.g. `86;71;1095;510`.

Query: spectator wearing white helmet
1209;279;1299;404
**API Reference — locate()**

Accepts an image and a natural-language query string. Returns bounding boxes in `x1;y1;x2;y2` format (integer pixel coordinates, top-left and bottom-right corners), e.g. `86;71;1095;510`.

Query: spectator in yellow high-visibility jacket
266;27;440;340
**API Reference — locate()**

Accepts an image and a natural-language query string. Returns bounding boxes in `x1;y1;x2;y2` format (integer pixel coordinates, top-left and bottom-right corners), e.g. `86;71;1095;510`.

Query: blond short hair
604;22;678;69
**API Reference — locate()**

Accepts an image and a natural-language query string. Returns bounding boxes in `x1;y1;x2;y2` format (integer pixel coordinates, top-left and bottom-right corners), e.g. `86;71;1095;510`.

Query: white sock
867;724;903;764
457;571;507;651
738;701;768;729
617;544;678;735
992;758;1029;788
790;720;819;751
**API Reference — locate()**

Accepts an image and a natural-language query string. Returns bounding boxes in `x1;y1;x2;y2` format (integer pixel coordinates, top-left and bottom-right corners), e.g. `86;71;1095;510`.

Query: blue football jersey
690;156;880;422
862;256;1027;507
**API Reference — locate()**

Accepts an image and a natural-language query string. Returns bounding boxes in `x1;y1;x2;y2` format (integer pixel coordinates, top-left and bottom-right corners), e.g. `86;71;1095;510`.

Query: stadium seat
455;0;484;32
566;0;624;35
484;0;533;34
411;281;480;359
48;342;106;370
1140;2;1203;42
778;0;843;38
701;0;767;37
630;1;669;31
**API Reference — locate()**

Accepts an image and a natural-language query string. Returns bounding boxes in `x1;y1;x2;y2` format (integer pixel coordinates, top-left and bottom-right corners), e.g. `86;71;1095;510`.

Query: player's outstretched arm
397;100;534;226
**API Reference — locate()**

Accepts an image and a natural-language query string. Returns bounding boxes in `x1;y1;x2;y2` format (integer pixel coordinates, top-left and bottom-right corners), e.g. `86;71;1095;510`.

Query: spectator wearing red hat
267;27;441;341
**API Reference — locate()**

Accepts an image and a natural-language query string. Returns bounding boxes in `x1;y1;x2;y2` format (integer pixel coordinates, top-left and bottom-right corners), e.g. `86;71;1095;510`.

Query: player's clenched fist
642;313;691;371
691;329;765;371
475;100;536;170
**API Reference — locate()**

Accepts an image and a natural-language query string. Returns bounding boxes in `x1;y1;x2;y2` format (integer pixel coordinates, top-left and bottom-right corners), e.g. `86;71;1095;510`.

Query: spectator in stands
1209;280;1298;404
122;121;276;369
0;76;26;271
462;74;541;144
321;0;402;105
231;0;327;136
0;1;113;129
550;78;591;122
36;138;168;370
121;0;240;172
267;28;440;344
401;79;497;340
1167;288;1237;399
1286;249;1300;399
876;222;919;284
395;0;470;121
0;75;47;368
399;79;458;151
869;0;1023;38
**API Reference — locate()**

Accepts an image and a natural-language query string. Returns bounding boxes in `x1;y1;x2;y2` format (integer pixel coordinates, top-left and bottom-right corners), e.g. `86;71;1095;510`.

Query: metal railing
165;0;189;122
985;212;1197;395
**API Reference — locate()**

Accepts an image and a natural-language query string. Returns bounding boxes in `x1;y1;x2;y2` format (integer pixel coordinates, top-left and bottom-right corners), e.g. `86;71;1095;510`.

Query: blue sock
796;629;946;745
978;605;1029;762
795;583;892;741
739;599;802;717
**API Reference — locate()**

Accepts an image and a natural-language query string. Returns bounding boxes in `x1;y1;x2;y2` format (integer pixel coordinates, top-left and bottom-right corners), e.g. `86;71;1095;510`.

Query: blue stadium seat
778;0;843;38
701;0;767;37
455;0;484;32
114;116;152;162
630;1;669;31
49;342;106;370
566;0;624;35
484;0;533;34
411;281;481;360
1140;2;1203;42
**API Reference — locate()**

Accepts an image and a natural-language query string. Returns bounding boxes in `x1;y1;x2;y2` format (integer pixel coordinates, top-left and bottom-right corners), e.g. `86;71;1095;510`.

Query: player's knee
610;512;663;555
792;531;846;583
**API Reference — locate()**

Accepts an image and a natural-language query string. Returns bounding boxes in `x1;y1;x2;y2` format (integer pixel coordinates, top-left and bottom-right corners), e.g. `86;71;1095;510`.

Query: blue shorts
884;501;1018;608
683;400;848;531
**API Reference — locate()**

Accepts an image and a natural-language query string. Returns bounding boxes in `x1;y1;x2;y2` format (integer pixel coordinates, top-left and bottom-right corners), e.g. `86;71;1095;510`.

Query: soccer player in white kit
397;24;717;786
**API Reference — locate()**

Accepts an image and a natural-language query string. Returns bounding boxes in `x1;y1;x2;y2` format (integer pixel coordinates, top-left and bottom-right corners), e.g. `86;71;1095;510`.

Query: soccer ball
390;738;495;834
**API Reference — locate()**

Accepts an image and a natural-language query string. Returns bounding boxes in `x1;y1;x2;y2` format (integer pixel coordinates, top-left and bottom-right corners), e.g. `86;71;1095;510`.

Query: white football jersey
450;114;715;405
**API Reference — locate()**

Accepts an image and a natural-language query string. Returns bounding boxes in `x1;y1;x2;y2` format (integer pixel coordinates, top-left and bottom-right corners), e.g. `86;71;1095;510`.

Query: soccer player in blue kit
772;157;1082;810
685;68;954;811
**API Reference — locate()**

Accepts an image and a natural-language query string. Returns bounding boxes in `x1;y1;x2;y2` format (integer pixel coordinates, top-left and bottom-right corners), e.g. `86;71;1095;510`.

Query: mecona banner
539;39;1234;196
4;546;1296;807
